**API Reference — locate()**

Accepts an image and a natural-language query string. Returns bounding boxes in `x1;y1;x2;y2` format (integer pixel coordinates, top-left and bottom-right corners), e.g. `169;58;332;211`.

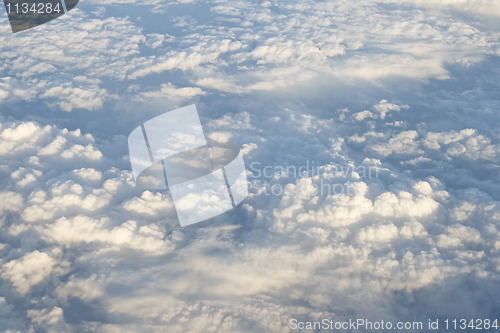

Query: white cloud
27;306;71;332
0;97;498;331
379;0;500;17
56;274;104;302
1;0;494;114
137;83;206;101
0;12;146;111
122;191;175;218
37;216;172;254
0;192;23;216
72;167;102;182
373;191;439;217
373;100;409;119
0;122;52;156
0;0;499;331
424;129;498;160
1;250;69;295
371;130;423;157
41;85;107;112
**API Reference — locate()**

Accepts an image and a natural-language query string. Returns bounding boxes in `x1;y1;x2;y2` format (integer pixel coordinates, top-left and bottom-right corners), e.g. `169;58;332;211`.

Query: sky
0;0;500;332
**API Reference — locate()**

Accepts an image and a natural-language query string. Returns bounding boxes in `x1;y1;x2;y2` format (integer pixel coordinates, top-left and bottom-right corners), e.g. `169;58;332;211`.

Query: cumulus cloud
379;0;500;17
0;0;499;331
1;97;499;332
41;85;107;112
1;250;69;295
0;11;146;111
0;192;23;216
137;83;206;102
2;0;497;115
26;306;72;333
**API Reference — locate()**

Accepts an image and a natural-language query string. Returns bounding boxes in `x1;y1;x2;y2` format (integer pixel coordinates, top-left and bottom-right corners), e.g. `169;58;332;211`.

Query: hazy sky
0;0;499;332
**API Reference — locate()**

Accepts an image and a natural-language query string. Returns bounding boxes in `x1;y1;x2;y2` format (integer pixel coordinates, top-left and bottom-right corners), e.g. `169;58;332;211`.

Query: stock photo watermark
248;161;380;198
3;0;79;33
289;317;500;331
128;104;248;227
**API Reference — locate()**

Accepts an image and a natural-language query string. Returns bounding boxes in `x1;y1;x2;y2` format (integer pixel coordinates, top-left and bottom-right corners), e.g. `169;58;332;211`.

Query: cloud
0;94;499;332
1;250;69;295
0;122;52;157
122;191;175;218
370;130;423;157
0;0;499;331
0;11;146;111
137;83;206;102
41;85;107;112
373;100;409;120
423;129;498;160
37;215;172;255
379;0;500;17
0;192;23;216
2;0;495;116
26;306;71;332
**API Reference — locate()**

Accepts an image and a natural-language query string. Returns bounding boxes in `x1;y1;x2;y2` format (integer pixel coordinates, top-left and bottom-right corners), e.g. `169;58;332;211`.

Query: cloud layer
0;0;499;332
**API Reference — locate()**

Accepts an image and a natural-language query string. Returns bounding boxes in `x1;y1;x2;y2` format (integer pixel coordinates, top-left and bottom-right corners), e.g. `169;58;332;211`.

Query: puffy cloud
1;250;69;295
137;83;206;102
0;12;146;111
0;0;499;331
423;129;498;160
21;182;111;222
37;216;172;254
347;115;499;165
379;0;500;17
356;223;399;243
72;168;102;182
370;130;423;157
41;85;107;112
0;192;23;216
373;191;439;218
0;122;52;156
373;100;409;120
0;98;498;332
2;0;496;115
0;90;8;101
56;274;105;302
122;191;175;218
27;306;71;332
